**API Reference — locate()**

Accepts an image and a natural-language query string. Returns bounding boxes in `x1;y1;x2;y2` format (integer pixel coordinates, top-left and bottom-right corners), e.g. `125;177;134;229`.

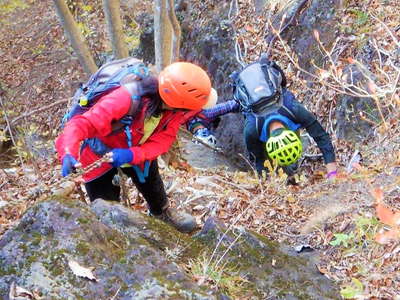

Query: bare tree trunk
52;0;97;75
102;0;129;59
154;0;173;72
167;0;181;62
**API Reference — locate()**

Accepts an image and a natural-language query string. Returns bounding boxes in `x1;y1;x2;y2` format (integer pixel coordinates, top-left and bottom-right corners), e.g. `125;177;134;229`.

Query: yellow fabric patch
120;114;162;168
139;114;163;145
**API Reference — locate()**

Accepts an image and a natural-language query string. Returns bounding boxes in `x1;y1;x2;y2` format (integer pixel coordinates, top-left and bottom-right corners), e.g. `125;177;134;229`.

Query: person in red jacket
55;62;217;233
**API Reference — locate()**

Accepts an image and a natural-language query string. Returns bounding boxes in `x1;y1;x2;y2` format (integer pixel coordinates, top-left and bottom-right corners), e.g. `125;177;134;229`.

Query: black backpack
231;55;286;115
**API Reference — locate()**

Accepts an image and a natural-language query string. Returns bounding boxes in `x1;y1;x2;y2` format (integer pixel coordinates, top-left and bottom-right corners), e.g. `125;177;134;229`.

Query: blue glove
62;154;78;177
110;148;133;168
193;128;217;148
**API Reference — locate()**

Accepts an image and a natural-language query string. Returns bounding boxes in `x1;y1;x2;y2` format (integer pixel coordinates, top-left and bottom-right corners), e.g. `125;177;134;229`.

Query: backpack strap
255;115;264;136
132;161;150;183
270;62;287;88
110;98;141;133
280;104;296;120
255;94;296;137
258;54;287;88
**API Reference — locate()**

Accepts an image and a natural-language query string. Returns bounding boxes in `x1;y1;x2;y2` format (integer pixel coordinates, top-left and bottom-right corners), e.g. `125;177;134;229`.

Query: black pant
85;160;167;215
244;114;267;174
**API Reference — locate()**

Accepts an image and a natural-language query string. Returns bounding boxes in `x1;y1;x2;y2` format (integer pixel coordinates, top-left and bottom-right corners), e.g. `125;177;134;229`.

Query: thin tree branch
9;99;68;127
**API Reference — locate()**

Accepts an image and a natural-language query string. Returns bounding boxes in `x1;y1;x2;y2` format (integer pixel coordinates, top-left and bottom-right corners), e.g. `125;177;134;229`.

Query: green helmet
266;128;302;166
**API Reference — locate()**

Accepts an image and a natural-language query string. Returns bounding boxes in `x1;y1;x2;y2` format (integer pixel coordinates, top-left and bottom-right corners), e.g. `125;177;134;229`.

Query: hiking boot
153;207;197;233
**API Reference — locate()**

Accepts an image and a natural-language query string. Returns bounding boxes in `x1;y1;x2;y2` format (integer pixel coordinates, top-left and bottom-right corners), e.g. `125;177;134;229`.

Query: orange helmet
159;62;212;110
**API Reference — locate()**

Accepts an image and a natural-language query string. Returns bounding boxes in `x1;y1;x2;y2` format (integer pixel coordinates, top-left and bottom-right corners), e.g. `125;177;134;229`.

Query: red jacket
55;86;199;182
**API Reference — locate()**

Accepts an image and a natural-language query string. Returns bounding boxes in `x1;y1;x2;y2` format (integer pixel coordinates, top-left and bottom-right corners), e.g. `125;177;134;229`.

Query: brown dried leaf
376;203;400;227
347;57;356;64
371;187;384;204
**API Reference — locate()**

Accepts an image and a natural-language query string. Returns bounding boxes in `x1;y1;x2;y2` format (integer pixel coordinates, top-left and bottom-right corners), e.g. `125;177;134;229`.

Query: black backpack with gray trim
231;54;286;116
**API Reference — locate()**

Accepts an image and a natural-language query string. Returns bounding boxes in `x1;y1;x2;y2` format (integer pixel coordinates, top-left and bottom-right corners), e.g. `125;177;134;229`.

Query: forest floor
1;0;400;299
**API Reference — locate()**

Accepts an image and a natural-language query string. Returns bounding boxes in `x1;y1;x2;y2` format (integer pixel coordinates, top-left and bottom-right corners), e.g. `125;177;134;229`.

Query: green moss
76;241;91;256
149;271;183;295
53;248;69;257
119;258;127;264
49;195;80;208
0;265;17;276
26;254;39;265
59;211;72;220
42;248;69;278
18;243;28;253
77;217;89;224
72;294;86;300
119;281;129;292
144;217;206;262
31;232;42;246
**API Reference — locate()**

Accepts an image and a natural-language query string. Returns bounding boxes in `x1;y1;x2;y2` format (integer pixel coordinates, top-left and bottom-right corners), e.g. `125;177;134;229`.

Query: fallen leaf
68;259;98;282
255;209;264;217
376;203;400;227
371;187;384;204
316;264;328;274
9;281;36;300
375;228;400;245
347;57;356;64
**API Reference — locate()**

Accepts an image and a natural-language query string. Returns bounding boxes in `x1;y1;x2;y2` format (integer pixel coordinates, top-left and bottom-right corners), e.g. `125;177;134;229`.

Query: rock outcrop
0;197;340;299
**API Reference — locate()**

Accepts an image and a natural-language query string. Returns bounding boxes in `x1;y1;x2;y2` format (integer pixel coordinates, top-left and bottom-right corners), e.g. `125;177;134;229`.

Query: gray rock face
335;95;379;142
180;2;247;169
334;63;384;142
0;197;340;299
283;0;340;73
195;218;340;299
0;198;215;300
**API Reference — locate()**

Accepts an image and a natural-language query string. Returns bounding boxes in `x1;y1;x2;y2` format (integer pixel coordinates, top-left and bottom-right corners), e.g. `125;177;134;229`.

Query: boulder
0;197;340;299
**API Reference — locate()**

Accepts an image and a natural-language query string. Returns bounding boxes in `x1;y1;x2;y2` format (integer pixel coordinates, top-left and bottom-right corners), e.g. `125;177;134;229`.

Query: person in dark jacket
56;62;217;233
191;59;337;181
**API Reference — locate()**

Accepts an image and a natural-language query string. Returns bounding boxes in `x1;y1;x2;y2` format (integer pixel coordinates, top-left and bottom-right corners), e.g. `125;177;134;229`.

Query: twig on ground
8;99;69;127
109;286;121;300
213;175;252;196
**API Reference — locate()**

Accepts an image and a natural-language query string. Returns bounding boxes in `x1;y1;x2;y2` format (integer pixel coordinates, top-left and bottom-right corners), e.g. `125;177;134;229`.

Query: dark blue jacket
197;89;335;164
